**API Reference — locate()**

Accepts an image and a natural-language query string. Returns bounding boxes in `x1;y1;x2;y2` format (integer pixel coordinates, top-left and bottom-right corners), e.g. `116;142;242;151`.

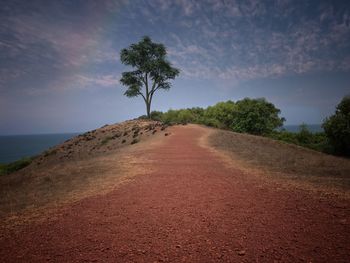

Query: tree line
139;96;350;157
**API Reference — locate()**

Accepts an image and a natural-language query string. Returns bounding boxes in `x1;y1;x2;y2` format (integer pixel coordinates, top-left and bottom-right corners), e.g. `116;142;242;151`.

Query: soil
0;124;349;262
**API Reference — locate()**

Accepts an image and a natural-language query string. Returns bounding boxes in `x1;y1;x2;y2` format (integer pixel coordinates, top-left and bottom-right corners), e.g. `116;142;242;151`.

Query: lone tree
120;36;180;118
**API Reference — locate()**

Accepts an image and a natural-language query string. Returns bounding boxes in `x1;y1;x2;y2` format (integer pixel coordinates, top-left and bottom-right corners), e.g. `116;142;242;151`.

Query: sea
0;133;79;164
282;124;323;133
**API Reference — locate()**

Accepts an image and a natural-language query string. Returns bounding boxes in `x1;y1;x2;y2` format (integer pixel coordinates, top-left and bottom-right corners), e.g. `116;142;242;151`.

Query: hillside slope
0;120;169;220
0;124;349;262
208;128;350;194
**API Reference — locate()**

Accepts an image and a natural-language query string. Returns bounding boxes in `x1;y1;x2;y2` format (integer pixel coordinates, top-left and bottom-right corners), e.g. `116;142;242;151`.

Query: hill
0;120;169;221
208;128;350;194
0;123;349;262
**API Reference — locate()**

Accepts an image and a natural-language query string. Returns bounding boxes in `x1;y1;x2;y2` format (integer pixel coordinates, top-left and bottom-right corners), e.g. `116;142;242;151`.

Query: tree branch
137;91;147;103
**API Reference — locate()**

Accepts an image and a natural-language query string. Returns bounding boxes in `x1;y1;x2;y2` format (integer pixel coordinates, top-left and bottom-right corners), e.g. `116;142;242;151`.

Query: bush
269;124;327;152
0;157;33;176
161;109;195;124
322;96;350;156
230;98;285;135
101;136;113;145
150;111;164;121
204;101;236;129
296;123;313;144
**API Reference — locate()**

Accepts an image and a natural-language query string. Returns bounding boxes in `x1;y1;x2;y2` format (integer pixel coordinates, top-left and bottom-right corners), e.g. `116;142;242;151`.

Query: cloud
1;0;349;95
76;74;120;88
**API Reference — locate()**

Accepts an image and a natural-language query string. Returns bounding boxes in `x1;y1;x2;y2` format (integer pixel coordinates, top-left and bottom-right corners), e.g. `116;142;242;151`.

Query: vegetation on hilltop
140;96;350;157
0;157;33;176
322;96;350;156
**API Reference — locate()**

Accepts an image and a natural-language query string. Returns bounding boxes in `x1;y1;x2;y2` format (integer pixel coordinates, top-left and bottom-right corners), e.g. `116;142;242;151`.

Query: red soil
0;125;349;262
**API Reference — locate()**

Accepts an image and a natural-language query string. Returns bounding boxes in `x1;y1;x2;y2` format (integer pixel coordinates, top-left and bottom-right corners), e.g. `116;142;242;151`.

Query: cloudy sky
1;0;349;134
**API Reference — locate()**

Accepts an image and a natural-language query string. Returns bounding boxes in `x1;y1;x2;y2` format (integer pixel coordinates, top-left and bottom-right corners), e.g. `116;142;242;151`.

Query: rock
237;250;246;256
165;133;169;136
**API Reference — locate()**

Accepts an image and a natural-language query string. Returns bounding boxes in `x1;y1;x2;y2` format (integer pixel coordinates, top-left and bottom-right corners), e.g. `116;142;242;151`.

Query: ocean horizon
0;133;79;164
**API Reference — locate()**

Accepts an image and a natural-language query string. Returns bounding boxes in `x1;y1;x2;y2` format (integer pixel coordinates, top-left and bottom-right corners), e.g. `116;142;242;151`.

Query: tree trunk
146;100;151;119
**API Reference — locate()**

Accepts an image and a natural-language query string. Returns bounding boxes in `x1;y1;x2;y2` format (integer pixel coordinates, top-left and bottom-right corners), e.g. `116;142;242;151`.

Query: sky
0;0;349;134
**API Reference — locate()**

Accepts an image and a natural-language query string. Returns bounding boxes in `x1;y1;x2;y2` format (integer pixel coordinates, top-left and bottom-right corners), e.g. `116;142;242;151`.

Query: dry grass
208;129;350;193
0;120;169;226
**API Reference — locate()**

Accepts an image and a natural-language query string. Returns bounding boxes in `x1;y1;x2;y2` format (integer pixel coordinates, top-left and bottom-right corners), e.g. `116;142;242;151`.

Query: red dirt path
0;125;349;262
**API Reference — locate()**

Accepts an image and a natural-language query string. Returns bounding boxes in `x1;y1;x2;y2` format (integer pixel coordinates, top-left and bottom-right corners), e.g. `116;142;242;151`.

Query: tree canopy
120;36;180;118
322;96;350;156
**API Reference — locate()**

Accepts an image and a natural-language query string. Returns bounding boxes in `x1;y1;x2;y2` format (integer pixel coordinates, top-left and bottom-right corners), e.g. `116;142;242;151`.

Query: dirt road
0;125;349;262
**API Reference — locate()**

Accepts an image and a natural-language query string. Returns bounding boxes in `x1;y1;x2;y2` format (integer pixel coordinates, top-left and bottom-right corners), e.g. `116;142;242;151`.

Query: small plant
101;136;113;145
112;132;121;139
43;149;57;157
131;139;139;144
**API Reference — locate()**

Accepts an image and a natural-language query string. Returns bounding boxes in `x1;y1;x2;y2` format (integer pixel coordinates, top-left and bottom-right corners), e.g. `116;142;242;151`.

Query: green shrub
230;98;285;135
269;124;328;152
0;157;33;176
150;111;164;121
204;101;236;129
101;136;113;145
322;96;350;156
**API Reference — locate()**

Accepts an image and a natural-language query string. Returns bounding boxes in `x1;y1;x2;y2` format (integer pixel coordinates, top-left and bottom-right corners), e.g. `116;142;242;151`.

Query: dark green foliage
120;36;180;118
322;96;350;156
150;111;164;121
158;98;284;135
230;98;285;135
296;123;313;144
138;115;148;119
162;109;196;124
136;97;349;156
0;157;33;176
204;101;236;129
101;136;113;145
269;125;327;152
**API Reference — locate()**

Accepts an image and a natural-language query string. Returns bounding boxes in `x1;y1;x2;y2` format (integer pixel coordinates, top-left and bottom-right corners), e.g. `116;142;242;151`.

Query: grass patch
101;136;113;145
43;149;58;157
0;157;33;176
209;129;350;191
